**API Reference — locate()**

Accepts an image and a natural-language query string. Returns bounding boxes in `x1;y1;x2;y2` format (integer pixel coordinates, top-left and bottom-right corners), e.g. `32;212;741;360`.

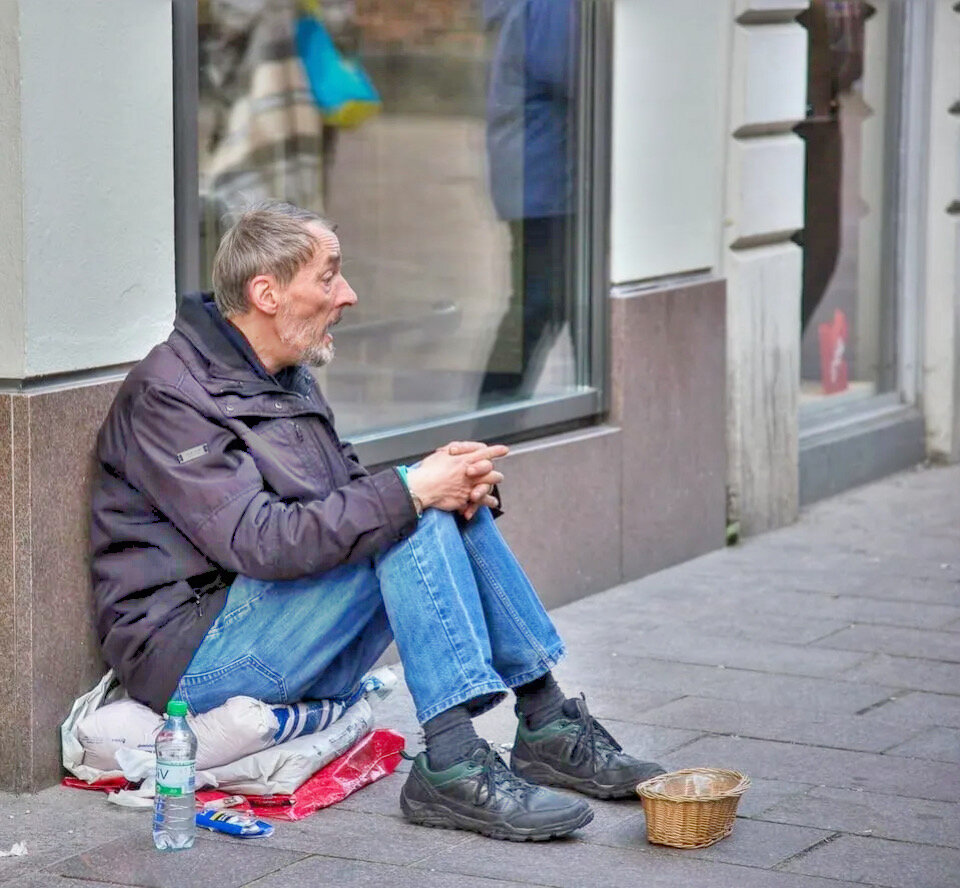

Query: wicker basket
636;768;750;849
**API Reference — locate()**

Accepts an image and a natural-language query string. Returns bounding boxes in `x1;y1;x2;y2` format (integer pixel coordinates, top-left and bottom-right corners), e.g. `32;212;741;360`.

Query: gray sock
423;704;482;771
514;672;566;730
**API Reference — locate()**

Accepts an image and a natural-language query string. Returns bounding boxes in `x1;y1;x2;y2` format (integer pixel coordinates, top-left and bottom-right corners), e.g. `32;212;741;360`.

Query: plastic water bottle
153;699;197;851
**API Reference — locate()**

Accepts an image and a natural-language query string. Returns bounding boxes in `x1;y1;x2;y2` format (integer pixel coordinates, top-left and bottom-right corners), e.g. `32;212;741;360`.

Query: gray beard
301;341;335;367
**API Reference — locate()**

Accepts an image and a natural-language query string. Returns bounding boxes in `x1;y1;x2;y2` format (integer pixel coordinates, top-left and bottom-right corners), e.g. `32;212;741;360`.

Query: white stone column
722;0;808;534
0;0;175;382
923;0;960;461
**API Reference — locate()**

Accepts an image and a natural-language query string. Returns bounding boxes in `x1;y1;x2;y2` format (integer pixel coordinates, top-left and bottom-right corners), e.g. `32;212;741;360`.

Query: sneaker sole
511;757;646;801
400;792;594;841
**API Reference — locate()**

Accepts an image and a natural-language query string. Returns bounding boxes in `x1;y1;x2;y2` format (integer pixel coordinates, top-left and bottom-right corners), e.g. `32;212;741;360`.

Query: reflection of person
91;202;663;841
480;0;578;401
797;0;866;331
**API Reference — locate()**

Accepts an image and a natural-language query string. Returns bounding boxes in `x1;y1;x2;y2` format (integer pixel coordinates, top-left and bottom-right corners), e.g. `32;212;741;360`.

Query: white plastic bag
63;668;394;797
77;695;281;771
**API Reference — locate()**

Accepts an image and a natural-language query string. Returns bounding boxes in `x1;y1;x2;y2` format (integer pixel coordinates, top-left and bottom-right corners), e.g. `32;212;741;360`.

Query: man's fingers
446;440;486;456
471;471;503;489
465;459;494;477
462;444;508;464
463;493;500;521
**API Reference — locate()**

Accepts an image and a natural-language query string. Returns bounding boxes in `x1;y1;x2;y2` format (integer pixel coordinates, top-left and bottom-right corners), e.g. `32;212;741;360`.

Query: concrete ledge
800;406;927;506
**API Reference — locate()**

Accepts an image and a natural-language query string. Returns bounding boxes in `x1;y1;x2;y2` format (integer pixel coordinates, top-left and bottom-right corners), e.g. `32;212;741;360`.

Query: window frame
171;0;612;462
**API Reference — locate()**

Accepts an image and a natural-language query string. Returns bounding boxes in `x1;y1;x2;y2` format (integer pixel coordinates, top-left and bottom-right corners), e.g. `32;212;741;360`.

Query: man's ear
247;275;280;316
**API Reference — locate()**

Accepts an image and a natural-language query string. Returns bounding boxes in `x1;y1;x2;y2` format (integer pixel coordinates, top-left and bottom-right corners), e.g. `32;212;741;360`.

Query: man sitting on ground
91;201;664;841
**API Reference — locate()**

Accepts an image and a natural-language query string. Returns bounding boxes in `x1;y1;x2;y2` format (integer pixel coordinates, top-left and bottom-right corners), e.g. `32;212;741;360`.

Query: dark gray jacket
90;293;419;713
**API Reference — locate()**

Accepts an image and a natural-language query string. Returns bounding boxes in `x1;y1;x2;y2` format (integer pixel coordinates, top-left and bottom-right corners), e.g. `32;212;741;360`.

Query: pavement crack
854;694;902;716
773;831;843;870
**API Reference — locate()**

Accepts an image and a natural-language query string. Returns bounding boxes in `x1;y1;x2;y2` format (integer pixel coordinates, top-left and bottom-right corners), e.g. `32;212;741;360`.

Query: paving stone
614;631;870;679
859;691;960;729
735;777;814;819
758;785;960;848
585;718;703;762
675;735;960;802
729;588;960;631
780;834;960;888
587;812;830;869
418;832;862;888
841;653;960;696
682;611;850;645
237;855;542;888
0;787;141;879
814;623;960;663
884;726;960;763
633;696;916;753
52;834;305;888
540;675;681;723
333;769;407;817
5;874;119;888
559;655;896;716
213;807;467;866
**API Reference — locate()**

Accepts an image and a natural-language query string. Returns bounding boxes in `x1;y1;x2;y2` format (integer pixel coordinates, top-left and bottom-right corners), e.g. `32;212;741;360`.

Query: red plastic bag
63;728;406;823
196;728;405;822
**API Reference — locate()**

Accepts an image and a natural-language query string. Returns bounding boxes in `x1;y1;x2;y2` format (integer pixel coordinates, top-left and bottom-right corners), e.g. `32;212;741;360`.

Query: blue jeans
175;507;566;724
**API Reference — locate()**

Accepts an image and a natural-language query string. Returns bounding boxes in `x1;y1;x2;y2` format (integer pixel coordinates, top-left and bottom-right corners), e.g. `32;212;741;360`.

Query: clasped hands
405;440;508;521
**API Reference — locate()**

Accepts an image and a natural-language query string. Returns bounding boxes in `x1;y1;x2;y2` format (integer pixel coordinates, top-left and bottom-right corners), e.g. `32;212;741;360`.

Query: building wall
0;0;178;792
923;0;960;461
0;0;731;791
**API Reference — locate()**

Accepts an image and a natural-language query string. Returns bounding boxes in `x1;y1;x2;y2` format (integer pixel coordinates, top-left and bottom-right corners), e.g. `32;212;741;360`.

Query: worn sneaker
511;696;666;799
400;741;594;841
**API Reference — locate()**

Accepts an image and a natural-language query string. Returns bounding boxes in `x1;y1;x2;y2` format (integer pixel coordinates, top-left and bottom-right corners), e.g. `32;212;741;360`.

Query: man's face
273;225;357;367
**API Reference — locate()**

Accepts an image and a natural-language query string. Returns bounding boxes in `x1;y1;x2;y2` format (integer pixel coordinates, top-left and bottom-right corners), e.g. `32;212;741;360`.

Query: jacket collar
173;292;321;402
174;291;285;387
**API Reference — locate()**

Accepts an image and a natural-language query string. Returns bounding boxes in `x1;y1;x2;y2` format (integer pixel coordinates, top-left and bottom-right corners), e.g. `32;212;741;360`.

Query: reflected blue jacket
484;0;578;220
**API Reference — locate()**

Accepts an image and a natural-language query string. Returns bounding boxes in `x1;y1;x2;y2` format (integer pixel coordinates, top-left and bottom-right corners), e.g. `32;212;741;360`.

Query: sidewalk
2;464;959;888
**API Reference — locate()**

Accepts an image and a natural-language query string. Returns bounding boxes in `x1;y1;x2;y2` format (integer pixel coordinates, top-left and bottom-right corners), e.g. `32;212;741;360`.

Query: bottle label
156;760;195;797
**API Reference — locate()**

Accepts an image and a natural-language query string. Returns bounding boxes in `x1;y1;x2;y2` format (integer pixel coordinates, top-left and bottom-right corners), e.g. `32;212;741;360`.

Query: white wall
15;0;175;378
609;1;729;284
0;1;25;379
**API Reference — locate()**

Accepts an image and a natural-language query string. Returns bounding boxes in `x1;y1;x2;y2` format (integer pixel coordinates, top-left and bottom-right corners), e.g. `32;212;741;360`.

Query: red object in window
818;309;849;395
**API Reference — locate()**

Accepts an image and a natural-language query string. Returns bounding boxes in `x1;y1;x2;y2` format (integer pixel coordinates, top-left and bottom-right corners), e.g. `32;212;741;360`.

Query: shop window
796;0;901;409
176;0;608;456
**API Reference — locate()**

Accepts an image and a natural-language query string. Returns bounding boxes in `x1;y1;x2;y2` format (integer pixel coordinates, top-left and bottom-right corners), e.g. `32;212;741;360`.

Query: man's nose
339;278;358;306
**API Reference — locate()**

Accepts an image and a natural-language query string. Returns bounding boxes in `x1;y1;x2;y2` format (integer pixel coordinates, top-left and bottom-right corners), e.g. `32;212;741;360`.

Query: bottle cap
166;700;188;717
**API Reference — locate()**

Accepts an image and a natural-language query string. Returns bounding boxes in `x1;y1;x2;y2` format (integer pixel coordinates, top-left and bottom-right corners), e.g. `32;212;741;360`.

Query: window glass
196;0;590;439
798;0;897;409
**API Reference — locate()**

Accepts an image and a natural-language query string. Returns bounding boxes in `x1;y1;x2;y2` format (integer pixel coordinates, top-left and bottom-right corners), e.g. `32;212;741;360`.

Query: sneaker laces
473;744;533;805
566;695;623;767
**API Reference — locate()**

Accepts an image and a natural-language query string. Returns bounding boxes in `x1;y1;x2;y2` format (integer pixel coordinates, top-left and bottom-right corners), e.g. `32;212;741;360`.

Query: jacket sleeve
124;384;419;580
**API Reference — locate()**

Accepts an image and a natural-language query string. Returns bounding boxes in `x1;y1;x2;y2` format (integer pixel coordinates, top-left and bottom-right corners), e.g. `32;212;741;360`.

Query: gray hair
212;201;333;317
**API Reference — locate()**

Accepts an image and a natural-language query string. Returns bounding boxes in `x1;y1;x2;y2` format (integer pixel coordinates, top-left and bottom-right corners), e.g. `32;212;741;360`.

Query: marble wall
0;382;120;792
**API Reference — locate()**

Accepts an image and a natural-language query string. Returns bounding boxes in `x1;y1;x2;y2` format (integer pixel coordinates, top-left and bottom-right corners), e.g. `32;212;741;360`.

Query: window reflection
197;0;587;438
798;1;896;407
